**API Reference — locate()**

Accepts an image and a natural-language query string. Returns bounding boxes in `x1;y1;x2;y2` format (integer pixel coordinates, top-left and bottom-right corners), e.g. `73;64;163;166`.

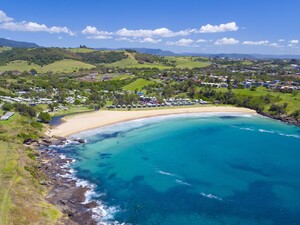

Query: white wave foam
240;127;255;131
278;133;300;139
175;179;192;186
258;129;275;133
54;155;121;225
200;192;222;201
158;170;180;178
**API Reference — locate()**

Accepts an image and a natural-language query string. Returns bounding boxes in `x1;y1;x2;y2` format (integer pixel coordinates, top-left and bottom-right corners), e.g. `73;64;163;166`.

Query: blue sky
0;0;299;54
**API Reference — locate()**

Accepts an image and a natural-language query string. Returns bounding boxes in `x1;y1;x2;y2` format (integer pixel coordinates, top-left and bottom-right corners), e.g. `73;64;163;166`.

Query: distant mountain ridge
0;38;39;48
1;37;300;59
94;47;300;59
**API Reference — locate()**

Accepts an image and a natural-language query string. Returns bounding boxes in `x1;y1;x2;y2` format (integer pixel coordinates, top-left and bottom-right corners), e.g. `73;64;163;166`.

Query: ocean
54;113;300;225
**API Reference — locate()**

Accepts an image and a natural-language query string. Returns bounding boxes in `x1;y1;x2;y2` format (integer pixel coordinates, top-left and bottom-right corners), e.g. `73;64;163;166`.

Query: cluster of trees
1;102;51;123
0;48;128;67
134;53;172;66
113;92;139;105
14;103;37;118
79;51;127;64
0;48;80;66
198;88;278;113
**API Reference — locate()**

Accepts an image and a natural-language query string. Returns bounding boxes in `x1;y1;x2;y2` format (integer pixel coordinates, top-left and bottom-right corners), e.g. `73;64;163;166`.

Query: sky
0;0;299;54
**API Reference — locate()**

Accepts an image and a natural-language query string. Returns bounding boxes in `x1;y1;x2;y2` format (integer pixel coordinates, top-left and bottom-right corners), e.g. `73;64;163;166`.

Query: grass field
219;87;300;114
123;78;155;91
0;113;61;224
0;59;95;73
41;59;95;73
106;58;171;69
241;60;253;65
0;47;12;53
0;60;40;72
167;56;211;69
67;48;96;53
111;74;135;80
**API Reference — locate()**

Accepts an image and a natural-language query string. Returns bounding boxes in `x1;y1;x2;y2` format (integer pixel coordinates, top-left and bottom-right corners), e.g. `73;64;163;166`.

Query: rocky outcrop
39;149;98;225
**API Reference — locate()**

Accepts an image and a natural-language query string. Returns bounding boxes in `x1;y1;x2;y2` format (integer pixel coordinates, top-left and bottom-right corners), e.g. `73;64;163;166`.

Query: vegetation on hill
0;48;79;66
0;48;125;69
78;51;127;64
0;112;61;224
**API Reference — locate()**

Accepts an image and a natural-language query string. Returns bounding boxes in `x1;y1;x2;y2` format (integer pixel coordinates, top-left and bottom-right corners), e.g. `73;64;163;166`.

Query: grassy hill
0;59;95;73
41;59;95;73
0;47;127;66
0;114;61;224
0;47;212;72
123;78;155;91
167;56;211;69
67;48;96;53
219;87;300;114
0;47;12;53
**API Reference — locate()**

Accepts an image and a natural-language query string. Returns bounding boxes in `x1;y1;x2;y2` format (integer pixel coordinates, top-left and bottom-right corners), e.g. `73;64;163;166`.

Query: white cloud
196;39;207;43
166;38;195;46
278;39;285;42
116;37;134;42
58;36;62;40
199;22;238;33
269;43;284;48
215;37;239;45
242;40;269;45
115;27;193;38
139;37;162;43
289;40;299;44
115;37;161;43
0;10;13;23
0;10;74;35
81;26;112;36
87;35;112;40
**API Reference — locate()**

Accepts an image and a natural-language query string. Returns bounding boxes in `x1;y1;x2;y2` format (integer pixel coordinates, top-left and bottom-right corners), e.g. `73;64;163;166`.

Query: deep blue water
58;113;300;225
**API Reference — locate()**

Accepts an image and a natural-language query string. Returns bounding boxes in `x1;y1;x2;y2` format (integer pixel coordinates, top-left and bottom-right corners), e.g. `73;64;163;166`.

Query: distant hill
94;47;176;56
122;48;176;56
0;47;127;66
0;38;39;48
94;47;300;59
180;52;300;59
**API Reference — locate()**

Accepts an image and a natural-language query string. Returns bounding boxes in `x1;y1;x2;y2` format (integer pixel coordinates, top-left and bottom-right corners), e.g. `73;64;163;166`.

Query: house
0;112;14;120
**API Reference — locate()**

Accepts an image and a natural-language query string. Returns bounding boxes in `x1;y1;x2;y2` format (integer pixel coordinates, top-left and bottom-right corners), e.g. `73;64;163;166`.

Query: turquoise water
59;113;300;225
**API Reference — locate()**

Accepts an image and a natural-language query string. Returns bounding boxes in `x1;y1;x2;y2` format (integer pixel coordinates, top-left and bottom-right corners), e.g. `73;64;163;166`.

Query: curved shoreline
48;106;257;137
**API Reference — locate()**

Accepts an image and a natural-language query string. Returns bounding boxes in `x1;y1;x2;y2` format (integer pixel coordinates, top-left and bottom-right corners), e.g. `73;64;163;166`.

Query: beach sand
49;106;257;137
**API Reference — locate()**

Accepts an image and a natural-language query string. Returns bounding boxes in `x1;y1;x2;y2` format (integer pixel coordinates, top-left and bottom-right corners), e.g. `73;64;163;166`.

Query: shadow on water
76;170;300;225
49;115;65;127
227;163;271;177
219;116;240;120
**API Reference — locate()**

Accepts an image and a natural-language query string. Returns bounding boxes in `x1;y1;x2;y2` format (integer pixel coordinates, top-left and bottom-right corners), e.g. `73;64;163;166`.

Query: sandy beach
49;106;257;137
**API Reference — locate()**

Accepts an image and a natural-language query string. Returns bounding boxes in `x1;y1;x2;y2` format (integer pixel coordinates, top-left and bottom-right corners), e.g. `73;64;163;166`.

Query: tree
30;68;37;75
38;112;52;123
14;103;37;118
2;102;13;111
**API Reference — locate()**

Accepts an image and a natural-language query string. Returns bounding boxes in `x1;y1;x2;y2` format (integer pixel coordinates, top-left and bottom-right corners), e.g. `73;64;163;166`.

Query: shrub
38;112;51;123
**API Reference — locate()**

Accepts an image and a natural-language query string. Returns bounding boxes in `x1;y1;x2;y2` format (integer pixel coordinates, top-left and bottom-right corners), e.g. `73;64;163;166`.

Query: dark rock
73;138;86;143
84;201;98;209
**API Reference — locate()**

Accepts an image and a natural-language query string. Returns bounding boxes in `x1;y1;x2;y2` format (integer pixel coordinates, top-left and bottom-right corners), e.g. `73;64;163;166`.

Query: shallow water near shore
57;113;300;225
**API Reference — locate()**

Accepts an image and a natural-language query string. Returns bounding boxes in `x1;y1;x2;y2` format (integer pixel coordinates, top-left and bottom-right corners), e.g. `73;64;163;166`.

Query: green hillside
0;59;95;73
123;78;155;91
0;46;12;53
67;48;96;53
167;56;211;69
41;59;95;72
